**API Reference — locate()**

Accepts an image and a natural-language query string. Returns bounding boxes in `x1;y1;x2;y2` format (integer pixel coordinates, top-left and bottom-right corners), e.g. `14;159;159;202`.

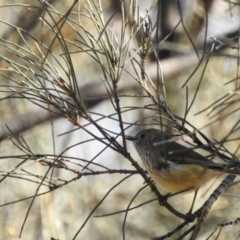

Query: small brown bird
127;129;239;211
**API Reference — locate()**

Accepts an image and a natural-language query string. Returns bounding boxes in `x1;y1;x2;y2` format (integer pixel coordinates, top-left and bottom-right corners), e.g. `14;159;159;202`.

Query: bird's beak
125;136;136;141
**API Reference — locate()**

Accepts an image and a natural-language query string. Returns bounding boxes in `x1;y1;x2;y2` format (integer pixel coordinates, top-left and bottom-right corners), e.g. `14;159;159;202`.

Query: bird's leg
166;188;198;214
159;192;171;205
161;188;193;204
165;188;193;198
187;189;199;214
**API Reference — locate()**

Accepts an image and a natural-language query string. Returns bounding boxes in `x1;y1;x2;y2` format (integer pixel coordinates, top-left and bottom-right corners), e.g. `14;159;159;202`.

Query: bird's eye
140;133;145;138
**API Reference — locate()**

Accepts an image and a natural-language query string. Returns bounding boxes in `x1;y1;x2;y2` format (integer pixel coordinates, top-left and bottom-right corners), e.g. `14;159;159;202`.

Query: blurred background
0;0;240;239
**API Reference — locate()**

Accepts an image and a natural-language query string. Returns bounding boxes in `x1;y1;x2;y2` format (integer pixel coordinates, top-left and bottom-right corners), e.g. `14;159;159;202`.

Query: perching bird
127;129;239;211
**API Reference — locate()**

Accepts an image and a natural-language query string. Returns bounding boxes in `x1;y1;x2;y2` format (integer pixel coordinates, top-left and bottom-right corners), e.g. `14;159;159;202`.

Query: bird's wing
153;138;239;171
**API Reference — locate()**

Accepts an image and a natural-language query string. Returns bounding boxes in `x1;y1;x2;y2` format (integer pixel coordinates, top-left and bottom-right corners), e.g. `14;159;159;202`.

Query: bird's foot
159;192;172;205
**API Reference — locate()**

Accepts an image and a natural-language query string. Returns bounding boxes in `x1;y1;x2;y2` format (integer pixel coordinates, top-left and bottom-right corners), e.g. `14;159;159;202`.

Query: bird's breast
146;162;221;193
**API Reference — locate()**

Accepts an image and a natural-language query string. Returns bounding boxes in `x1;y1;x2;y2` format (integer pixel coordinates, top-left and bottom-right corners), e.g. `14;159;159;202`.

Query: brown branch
0;50;201;141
